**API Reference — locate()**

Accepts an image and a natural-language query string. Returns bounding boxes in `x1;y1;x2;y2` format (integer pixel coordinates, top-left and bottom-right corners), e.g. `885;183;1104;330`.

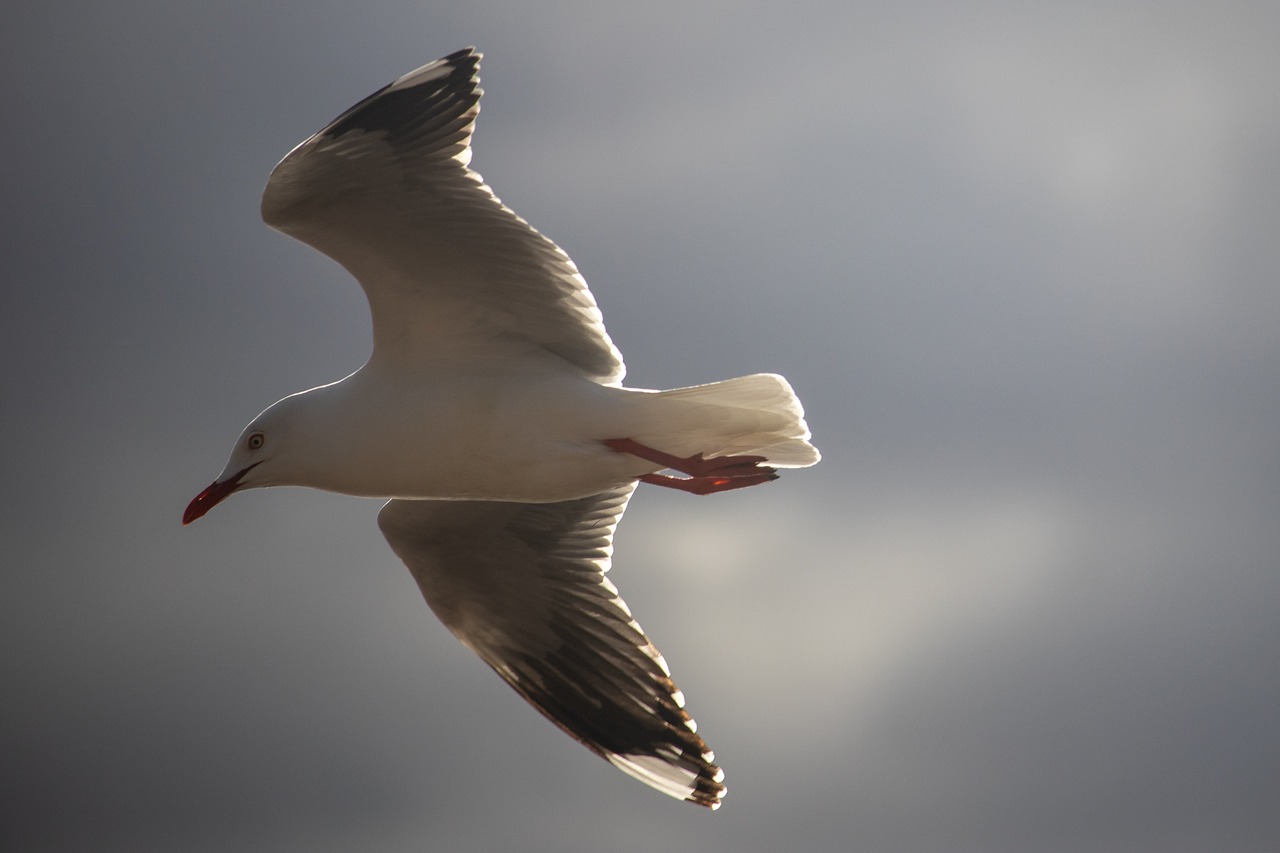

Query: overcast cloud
3;2;1278;852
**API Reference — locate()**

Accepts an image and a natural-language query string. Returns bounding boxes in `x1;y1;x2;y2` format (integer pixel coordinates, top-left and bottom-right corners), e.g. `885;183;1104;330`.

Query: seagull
184;47;819;809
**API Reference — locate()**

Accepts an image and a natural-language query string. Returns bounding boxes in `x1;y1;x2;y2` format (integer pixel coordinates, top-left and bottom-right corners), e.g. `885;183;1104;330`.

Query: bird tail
636;373;820;468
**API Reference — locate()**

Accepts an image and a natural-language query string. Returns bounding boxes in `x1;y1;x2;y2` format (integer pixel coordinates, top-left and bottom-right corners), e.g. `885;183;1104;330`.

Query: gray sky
3;2;1279;851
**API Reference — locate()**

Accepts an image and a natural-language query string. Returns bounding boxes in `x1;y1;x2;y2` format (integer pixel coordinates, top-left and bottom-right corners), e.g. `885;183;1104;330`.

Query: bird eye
247;432;265;451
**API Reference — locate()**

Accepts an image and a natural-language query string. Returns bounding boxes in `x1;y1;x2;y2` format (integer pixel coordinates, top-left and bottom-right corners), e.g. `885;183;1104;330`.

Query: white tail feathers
639;374;820;468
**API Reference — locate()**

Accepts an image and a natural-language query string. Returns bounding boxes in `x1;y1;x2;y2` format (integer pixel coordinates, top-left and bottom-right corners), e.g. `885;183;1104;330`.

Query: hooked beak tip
183;482;224;525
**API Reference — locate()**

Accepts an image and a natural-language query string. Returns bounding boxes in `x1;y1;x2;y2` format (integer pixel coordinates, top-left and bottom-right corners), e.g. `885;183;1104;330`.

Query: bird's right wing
260;48;625;384
376;485;725;808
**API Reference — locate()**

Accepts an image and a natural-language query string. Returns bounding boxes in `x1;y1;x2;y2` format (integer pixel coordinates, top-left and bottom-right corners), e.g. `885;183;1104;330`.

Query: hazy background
3;2;1278;851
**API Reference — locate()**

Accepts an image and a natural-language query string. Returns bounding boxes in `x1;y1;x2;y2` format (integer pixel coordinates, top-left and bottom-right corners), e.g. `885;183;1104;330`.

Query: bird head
183;401;294;524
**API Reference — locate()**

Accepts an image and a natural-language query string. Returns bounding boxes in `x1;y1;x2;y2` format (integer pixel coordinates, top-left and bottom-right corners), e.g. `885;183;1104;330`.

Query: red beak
182;463;259;525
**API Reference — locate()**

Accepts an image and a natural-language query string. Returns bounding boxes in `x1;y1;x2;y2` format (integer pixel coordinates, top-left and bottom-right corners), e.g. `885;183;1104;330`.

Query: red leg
605;437;779;494
603;437;776;479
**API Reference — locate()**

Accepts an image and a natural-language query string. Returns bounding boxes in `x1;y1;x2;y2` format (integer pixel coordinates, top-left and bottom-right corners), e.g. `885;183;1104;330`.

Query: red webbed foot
638;471;779;495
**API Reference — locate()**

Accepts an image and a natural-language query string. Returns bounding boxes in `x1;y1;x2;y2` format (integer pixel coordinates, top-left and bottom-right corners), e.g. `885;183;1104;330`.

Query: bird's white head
183;398;299;524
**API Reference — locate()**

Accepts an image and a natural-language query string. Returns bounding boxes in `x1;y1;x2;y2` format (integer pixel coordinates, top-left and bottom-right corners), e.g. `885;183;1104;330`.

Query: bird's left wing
376;485;725;808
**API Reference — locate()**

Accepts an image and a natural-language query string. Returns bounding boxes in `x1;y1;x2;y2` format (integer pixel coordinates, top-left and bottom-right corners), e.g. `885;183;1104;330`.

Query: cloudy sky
3;2;1278;851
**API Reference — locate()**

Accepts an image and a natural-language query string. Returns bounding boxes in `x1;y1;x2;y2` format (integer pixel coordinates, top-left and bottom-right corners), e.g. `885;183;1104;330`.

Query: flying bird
184;47;819;809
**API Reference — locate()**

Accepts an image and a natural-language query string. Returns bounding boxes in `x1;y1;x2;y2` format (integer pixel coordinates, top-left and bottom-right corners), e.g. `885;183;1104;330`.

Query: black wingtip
319;48;482;143
446;45;481;63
